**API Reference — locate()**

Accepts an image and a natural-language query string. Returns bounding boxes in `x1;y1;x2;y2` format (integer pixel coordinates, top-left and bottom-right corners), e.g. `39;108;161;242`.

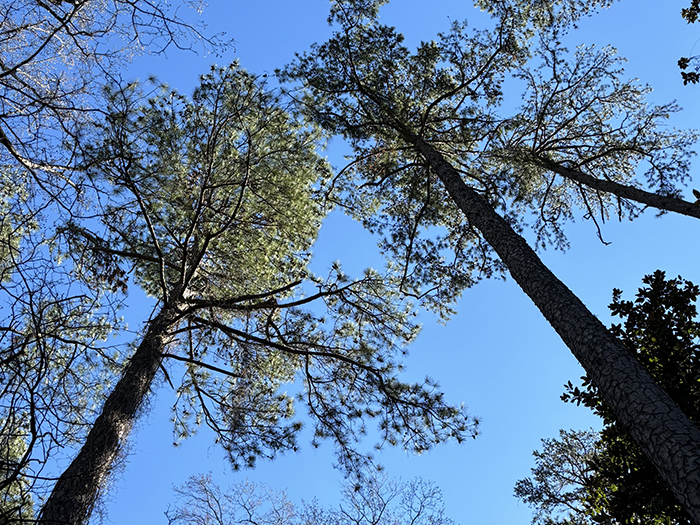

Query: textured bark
542;159;700;220
412;136;700;524
38;304;181;525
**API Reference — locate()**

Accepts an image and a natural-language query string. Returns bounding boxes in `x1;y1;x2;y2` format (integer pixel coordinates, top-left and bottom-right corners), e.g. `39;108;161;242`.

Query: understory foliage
516;271;700;524
166;467;455;525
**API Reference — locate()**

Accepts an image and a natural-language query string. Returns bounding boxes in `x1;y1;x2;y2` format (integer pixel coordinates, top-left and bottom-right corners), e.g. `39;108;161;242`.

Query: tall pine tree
280;0;700;520
35;64;474;524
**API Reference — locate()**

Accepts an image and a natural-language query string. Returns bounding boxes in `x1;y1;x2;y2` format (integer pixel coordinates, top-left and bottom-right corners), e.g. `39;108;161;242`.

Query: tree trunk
38;304;180;525
413;136;700;524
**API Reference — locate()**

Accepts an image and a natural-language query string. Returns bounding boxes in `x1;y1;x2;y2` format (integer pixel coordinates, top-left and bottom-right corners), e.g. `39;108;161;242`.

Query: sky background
88;1;700;523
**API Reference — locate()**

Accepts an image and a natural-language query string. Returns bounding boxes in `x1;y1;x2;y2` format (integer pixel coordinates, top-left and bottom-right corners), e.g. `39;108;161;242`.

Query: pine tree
35;64;474;524
280;1;700;520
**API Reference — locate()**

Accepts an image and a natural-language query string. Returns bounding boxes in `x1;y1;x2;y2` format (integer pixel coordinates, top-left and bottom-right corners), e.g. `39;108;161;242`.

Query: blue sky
95;1;700;523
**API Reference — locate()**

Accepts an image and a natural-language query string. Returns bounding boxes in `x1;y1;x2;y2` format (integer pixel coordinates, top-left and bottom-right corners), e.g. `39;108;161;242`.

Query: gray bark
38;303;181;525
412;136;700;524
541;159;700;220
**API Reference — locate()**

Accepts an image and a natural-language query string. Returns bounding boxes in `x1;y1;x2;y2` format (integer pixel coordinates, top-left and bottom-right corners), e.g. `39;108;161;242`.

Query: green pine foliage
61;62;475;473
280;0;696;314
2;59;475;522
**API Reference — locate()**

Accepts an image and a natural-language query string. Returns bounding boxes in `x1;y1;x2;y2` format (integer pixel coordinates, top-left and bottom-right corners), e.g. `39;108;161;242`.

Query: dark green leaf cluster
559;271;700;524
679;2;700;84
682;1;700;23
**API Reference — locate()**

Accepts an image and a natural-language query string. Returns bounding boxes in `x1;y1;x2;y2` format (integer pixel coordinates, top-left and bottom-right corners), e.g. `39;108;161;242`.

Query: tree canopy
11;62;474;524
3;0;700;523
0;2;476;523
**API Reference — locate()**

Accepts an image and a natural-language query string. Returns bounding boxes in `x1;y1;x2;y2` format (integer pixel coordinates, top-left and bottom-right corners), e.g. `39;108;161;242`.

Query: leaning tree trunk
38;304;180;525
412;136;700;524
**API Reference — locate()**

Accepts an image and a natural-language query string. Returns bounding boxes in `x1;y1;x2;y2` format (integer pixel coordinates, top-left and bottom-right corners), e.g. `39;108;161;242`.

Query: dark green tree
517;272;700;525
569;271;698;524
33;63;474;525
280;0;700;520
679;1;700;84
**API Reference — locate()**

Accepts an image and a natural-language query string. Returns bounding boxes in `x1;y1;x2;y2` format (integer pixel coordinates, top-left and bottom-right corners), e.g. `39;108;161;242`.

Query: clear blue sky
94;1;700;524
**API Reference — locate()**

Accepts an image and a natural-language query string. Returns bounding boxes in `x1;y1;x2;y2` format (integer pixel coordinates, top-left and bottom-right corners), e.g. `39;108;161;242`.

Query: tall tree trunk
38;304;180;525
412;136;700;523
